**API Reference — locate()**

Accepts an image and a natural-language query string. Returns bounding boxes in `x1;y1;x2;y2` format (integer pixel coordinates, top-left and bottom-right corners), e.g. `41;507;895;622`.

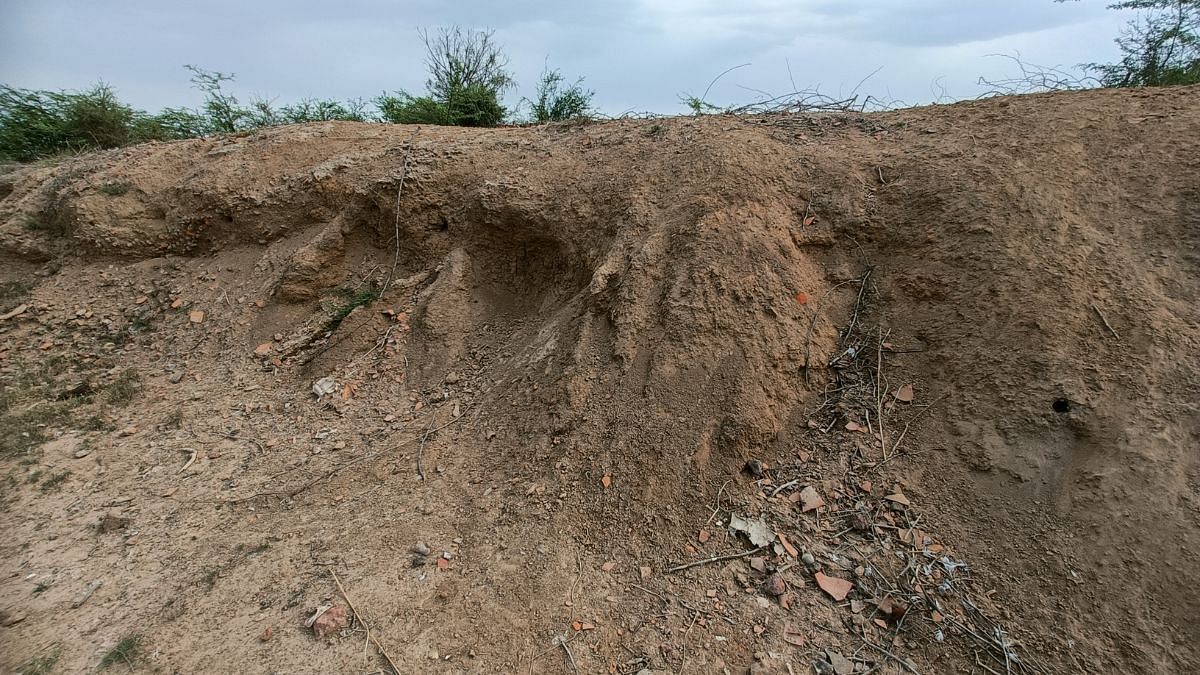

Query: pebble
764;573;787;597
412;542;431;556
801;552;818;572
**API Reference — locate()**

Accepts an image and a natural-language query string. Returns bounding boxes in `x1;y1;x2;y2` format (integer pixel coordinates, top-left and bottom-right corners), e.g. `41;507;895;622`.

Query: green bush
279;98;373;123
528;68;594;122
378;83;506;127
377;91;451;125
0;83;135;161
378;26;513;127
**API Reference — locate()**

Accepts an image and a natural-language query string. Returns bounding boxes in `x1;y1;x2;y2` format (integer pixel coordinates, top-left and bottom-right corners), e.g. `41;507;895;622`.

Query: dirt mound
1;85;1197;674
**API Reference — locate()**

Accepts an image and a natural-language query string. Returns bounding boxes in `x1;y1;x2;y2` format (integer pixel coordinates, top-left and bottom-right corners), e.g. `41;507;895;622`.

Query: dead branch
666;546;765;574
330;568;400;675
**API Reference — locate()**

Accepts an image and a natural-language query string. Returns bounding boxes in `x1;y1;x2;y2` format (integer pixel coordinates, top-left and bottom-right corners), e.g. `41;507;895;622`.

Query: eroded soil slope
0;85;1197;674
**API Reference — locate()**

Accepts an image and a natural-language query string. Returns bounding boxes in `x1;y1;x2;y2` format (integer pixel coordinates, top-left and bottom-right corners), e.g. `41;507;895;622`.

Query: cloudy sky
1;0;1127;116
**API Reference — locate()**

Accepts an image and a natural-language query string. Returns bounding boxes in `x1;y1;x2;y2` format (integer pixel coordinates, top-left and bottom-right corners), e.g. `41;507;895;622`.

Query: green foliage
1062;0;1200;86
378;83;506;127
0;83;135;161
19;646;60;675
421;26;515;103
376;91;451;125
0;28;598;159
103;368;141;405
679;94;722;115
39;469;71;491
185;65;246;133
447;82;508;126
99;635;141;670
279;98;373;123
98;181;132;196
527;68;594;122
379;26;513;127
325;285;378;330
135;107;210;141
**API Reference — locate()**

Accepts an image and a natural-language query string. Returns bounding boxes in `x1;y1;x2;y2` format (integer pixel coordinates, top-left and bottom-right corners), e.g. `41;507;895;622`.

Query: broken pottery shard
814;572;853;601
798;486;826;513
827;650;854;675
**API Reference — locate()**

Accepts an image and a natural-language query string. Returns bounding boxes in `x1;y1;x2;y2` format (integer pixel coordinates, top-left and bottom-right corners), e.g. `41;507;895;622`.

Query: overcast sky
0;0;1127;116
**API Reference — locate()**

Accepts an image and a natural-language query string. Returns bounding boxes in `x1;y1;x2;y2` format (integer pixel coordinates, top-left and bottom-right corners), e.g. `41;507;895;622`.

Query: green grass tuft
19;646;60;675
39;470;71;491
98;635;140;670
97;181;132;196
103;368;141;405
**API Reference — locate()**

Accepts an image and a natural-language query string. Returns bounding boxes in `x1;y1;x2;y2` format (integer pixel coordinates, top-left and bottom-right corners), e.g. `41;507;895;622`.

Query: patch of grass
98;635;140;670
1;354;91;458
200;567;220;589
39;470;71;491
645;123;665;137
19;646;60;675
162;407;184;429
103;368;140;405
323;285;378;331
82;413;113;432
2;401;77;459
97;181;132;196
33;581;49;595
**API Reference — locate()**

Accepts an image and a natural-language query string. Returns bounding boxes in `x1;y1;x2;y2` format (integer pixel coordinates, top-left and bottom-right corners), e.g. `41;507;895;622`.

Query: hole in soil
1052;398;1071;413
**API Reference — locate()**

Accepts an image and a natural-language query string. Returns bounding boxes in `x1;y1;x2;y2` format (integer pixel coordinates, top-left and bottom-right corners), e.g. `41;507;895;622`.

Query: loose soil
0;85;1197;674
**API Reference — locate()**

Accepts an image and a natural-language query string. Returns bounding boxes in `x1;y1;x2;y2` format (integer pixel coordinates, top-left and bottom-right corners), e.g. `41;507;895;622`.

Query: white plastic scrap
728;513;776;547
312;376;338;399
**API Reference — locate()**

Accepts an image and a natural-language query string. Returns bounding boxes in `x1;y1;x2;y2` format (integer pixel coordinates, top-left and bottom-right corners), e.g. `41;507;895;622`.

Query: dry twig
330;568;400;675
1092;304;1120;339
381;131;417;299
666;546;765;574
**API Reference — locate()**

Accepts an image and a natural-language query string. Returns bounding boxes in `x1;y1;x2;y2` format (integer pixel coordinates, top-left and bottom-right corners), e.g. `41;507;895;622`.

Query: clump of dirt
1;85;1197;674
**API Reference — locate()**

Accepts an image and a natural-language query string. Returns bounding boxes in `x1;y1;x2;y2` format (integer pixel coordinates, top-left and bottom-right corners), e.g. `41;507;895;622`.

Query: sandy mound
1;85;1197;674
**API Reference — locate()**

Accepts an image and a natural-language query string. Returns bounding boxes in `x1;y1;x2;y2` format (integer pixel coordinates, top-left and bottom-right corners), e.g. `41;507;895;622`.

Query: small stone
744;459;765;478
801;552;818;572
445;372;460;384
312;604;348;638
169;372;184;384
764;573;787;597
412;542;432;556
74;447;91;458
